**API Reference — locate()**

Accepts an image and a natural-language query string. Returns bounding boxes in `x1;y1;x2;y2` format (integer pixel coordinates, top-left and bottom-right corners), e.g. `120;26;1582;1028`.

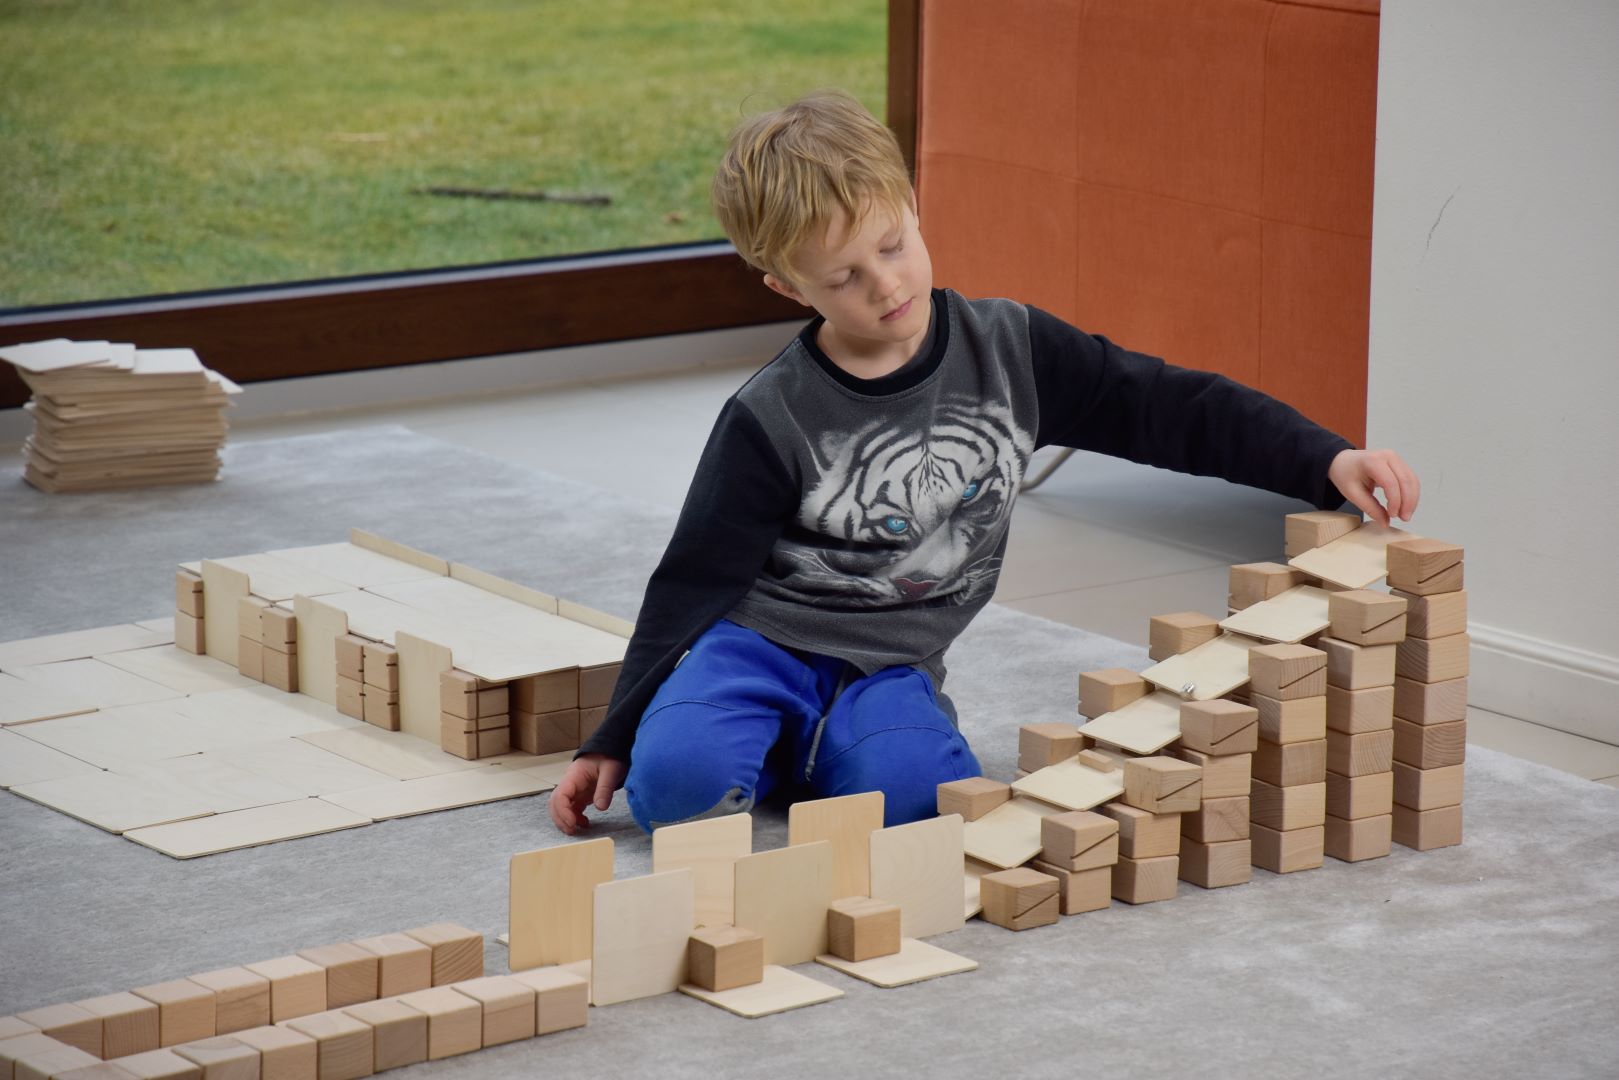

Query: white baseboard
1468;621;1619;746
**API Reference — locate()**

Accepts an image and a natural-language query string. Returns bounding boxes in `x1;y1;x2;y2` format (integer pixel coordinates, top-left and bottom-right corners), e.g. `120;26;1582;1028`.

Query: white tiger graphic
761;397;1035;608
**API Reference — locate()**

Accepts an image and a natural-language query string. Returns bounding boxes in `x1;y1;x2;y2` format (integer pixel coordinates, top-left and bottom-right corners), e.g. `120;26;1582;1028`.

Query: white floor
7;343;1618;788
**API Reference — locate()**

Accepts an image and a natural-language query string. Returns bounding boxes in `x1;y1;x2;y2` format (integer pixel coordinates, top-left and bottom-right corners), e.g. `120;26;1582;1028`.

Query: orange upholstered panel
916;0;1379;444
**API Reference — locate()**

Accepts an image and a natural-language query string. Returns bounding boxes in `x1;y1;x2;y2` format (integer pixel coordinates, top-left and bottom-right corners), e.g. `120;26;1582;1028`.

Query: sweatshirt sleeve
1026;305;1355;509
577;396;799;764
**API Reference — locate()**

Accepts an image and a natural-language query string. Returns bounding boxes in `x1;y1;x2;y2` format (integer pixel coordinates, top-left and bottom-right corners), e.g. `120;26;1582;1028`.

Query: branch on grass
413;185;611;206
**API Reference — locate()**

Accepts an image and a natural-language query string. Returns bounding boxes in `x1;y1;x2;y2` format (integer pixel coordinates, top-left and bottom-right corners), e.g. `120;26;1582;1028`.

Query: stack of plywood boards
0;338;241;493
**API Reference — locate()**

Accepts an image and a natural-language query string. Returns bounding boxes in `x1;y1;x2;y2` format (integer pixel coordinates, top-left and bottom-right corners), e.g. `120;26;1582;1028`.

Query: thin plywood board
733;840;834;966
1142;633;1261;700
1014;755;1128;808
962;797;1061;868
299;589;418;647
1289;522;1418;589
294;595;349;708
651;813;752;928
204;738;395;796
787;791;884;900
8;657;183;709
114;754;307;814
11;770;215;834
320;766;551;820
200;559;251;665
124;798;372;858
869;814;966;940
207;553;355;603
447;562;560;614
13;703;252;767
1075;691;1184;755
963;858;995;920
678;964;842;1018
555;600;634;639
0;623;170;670
296;726;484;781
266;542;444;588
0;728;102;789
509;838;615;971
590;869;695;1006
394;632;455;743
94;646;259;696
349;528;450;576
505;752;573;789
168;685;359;740
1219;585;1332;644
815;936;978;988
134;616;176;638
0;672;98;726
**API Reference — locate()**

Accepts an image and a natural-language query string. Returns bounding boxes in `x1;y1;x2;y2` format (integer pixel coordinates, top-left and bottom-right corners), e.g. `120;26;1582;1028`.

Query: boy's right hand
549;753;627;835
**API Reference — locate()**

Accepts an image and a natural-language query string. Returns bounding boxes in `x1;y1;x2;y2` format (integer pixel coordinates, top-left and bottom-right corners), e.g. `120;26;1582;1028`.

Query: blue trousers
622;619;980;832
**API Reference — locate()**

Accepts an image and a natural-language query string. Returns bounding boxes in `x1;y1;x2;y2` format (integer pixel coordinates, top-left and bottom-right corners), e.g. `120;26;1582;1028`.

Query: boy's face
763;195;933;351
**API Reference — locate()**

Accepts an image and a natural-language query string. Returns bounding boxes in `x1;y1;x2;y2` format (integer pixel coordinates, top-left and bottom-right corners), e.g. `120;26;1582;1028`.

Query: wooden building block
280;1012;372;1080
336;1001;422;1073
505;968;588;1036
1251;823;1325;873
260;609;297;651
402;924;483;987
227;1026;314;1080
1177;699;1258;756
1327;590;1408;646
236;639;264;683
293;946;377;1011
56;1062;137;1080
131;982;214;1049
1251;692;1326;745
1285;511;1360;556
1076;748;1115;771
1324;813;1392;862
1111;854;1178;904
1327;728;1396;776
1392;803;1463;851
577;706;607;744
1395;633;1471;683
359;643;397;689
825;897;902;962
175;571;205;617
1394;676;1468;725
687;926;766;990
392;990;478;1061
1394;588;1468;640
16;1047;101;1080
1038;810;1119;871
436;671;476;719
1320;636;1396;690
1325;769;1394;820
1229;562;1310;610
510;670;578;714
1123;756;1202;813
1326;684;1395;735
936;777;1010;822
472;686;508;719
1392;761;1465;812
349;936;430;999
980;868;1060;930
1148;612;1220;661
1385;538;1464;596
1018;722;1083;772
174;614;205;656
447;977;534;1048
1248;643;1327;700
1393;718;1466;769
334;678;364;722
475;728;509;758
0;1017;38;1041
1252;738;1326;787
1077;668;1149;719
183;971;268;1037
262;650;298;695
1180;796;1250;843
169;1038;257;1080
333;637;365;683
108;1050;202;1080
439;727;476;760
0;1034;73;1080
237;597;269;641
512;709;579;755
359;693;396;732
1178;837;1253;889
577;663;620;709
1027;861;1111;915
75;995;158;1059
1170;747;1250;798
1097;802;1182;859
1249;778;1326;832
241;957;326;1023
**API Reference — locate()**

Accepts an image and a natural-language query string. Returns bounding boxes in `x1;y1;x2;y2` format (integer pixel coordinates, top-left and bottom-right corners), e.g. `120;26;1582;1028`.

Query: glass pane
1;0;887;309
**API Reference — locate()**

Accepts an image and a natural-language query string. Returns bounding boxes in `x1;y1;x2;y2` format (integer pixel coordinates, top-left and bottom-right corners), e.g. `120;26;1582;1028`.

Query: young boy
549;88;1419;836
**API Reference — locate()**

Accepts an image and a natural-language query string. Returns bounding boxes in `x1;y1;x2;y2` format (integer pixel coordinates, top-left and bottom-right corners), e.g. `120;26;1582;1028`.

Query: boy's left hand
1327;448;1421;526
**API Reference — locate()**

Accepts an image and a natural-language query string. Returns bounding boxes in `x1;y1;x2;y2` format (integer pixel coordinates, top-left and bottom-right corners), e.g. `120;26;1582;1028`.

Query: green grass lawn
0;0;886;308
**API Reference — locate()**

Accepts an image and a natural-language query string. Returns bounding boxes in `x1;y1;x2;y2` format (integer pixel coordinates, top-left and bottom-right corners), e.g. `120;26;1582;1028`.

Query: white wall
1367;1;1619;742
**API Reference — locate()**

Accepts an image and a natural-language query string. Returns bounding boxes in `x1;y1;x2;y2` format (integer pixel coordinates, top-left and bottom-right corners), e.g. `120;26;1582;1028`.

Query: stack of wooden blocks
509;670;581;756
1174;697;1258;888
1387;539;1468;851
1318;604;1399;863
333;633;401;731
173;570;205;656
1240;641;1327;874
235;597;299;693
440;671;512;760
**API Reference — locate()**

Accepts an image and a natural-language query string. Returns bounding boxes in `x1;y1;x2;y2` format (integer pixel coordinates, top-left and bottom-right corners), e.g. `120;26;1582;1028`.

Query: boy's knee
821;725;980;826
622;700;775;833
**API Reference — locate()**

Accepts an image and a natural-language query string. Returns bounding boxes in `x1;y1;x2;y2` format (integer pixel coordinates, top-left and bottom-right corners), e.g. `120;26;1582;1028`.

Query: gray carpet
2;426;1616;1079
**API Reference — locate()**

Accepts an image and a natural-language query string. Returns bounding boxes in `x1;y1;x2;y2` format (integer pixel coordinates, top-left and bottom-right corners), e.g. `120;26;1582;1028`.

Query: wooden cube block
936;777;1011;822
109;1049;203;1080
260;608;297;651
440;724;477;760
1326;728;1396;777
263;649;298;694
981;868;1061;930
360;693;397;732
1327;590;1408;646
170;1038;258;1080
1038;810;1119;871
392;989;479;1060
1325;769;1393;820
1394;676;1468;725
76;994;159;1059
1178;700;1258;756
1326;684;1395;735
1123;756;1202;813
1028;861;1112;915
1077;668;1149;719
1018;722;1083;772
1251;823;1325;873
1251;692;1326;745
324;677;359;723
1148;612;1220;661
1395;633;1471;683
1392;803;1463;851
448;977;534;1048
1178;837;1253;889
437;670;480;719
131;981;215;1049
333;636;366;682
1385;538;1464;596
294;946;377;1011
228;1026;314;1080
1229;562;1310;610
242;957;326;1023
1097;803;1182;859
506;968;588;1036
1393;718;1466;769
184;971;268;1036
175;571;205;617
475;728;510;757
1394;588;1468;640
473;686;509;720
1170;747;1251;798
686;926;767;989
1249;778;1326;832
1285;510;1360;556
402;924;483;986
1180;795;1250;843
237;596;269;641
578;706;607;744
1110;854;1178;904
825;897;901;962
336;1001;424;1073
1252;738;1326;787
236;638;264;683
280;1011;372;1080
174;613;205;656
511;709;579;756
0;1033;68;1079
350;935;432;999
1392;761;1465;812
0;1017;37;1040
1324;812;1392;863
1320;636;1396;690
1248;643;1327;700
360;645;397;692
1077;749;1116;771
510;670;578;714
578;663;620;709
19;1050;103;1080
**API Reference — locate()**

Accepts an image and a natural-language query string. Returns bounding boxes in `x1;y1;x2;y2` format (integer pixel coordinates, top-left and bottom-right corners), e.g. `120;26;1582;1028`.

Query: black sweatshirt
579;287;1353;763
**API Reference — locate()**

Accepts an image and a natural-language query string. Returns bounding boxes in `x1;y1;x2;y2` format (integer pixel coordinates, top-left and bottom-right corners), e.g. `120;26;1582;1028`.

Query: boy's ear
763;272;811;306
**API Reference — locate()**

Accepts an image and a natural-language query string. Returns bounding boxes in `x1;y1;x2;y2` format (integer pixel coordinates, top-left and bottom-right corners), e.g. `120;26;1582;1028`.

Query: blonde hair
712;88;913;290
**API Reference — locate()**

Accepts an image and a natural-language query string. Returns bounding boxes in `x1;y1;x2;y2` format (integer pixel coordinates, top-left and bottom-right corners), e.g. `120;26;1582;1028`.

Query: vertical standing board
199;560;250;665
293;596;349;708
733;841;834;966
394;632;454;743
509;838;615;973
650;814;752;929
786;792;884;900
590;869;695;1006
869;814;966;939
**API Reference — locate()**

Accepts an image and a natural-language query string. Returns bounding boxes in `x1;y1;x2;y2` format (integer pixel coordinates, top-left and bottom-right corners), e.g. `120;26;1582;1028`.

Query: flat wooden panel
733;842;834;967
650;814;751;929
0;624;169;669
815;936;977;988
869;814;965;940
123;799;370;858
787;792;884;901
508;838;614;972
590;869;694;1007
678;964;841;1019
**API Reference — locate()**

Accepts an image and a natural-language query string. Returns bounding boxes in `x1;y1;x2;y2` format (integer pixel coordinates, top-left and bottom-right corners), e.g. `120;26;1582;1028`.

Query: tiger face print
765;397;1035;607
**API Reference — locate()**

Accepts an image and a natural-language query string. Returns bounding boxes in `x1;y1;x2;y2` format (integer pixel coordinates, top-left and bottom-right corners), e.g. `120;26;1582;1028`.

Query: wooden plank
266;542;443;588
446;563;559;614
200;560;250;665
0;672;98;726
554;601;635;639
677;965;842;1018
13;703;249;767
869;814;965;939
787;791;884;900
10;770;215;834
294;596;350;708
168;685;358;740
1076;691;1182;755
205;739;395;796
114;755;307;815
1218;586;1332;644
94;646;258;696
0;728;102;789
1288;522;1418;589
296;726;483;781
124;799;371;858
8;657;183;709
814;936;976;988
0;624;169;670
208;553;358;603
508;838;615;971
733;841;834;966
348;529;450;576
393;632;455;744
650;813;752;929
1141;633;1260;700
962;797;1059;869
590;869;694;1006
320;766;550;820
